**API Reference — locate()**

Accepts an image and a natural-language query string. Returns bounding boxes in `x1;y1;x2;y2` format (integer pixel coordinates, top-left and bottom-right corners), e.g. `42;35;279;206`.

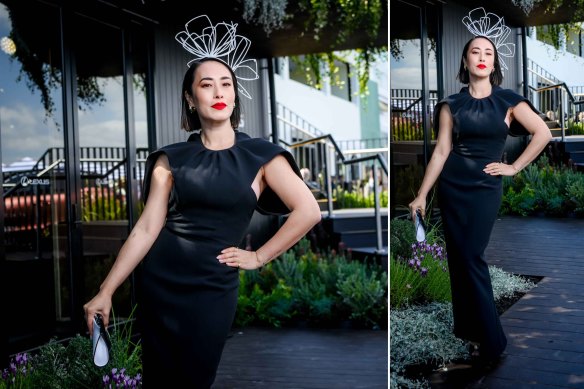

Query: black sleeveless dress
434;86;536;360
136;130;301;387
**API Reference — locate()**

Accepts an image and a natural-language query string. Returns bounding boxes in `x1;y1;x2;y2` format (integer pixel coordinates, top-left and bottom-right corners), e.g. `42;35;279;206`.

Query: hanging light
1;37;16;55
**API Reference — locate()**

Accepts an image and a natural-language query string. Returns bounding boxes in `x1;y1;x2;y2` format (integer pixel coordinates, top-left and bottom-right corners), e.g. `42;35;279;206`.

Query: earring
189;105;196;114
233;103;237;108
464;65;467;71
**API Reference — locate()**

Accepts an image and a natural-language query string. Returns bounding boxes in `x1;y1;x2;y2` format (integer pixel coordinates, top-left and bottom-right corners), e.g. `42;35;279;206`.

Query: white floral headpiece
462;7;516;70
175;15;259;99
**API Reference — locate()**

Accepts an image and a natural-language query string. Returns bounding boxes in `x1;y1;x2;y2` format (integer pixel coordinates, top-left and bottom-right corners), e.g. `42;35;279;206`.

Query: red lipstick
477;64;486;69
212;103;227;110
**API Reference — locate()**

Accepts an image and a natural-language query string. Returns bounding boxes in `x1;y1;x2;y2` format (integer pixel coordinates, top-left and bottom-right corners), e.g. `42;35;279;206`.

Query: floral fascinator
175;15;259;99
462;7;516;71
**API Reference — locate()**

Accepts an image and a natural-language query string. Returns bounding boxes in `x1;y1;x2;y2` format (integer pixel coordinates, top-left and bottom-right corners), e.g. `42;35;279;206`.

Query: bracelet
255;250;265;267
511;164;520;173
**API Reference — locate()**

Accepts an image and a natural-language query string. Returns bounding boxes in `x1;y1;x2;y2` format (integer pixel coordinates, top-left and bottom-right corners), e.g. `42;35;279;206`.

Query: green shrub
501;155;584;217
236;239;387;329
236;269;293;328
567;173;584;215
390;218;416;259
389;241;450;308
336;263;388;329
2;310;142;389
333;188;388;209
390;255;424;308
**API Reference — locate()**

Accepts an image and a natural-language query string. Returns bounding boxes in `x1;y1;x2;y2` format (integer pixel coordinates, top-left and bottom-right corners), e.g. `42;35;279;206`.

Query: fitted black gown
136;130;301;387
435;86;536;360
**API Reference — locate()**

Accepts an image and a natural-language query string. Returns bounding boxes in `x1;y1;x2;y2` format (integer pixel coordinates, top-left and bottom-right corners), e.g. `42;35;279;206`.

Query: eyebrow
199;76;232;82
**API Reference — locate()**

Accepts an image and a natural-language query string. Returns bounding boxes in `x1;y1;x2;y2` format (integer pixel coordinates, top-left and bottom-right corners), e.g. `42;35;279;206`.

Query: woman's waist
163;220;247;246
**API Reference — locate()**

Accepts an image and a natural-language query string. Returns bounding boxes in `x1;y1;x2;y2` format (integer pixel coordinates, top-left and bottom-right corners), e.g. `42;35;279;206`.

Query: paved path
482;216;584;388
214;327;388;388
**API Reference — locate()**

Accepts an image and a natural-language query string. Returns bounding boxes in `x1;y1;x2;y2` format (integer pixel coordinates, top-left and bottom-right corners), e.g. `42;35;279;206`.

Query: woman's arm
83;154;172;330
218;155;322;269
484;101;552;176
408;104;453;219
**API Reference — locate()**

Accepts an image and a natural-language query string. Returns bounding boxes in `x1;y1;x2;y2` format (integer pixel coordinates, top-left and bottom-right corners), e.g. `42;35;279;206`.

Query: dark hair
180;58;242;132
456;36;503;86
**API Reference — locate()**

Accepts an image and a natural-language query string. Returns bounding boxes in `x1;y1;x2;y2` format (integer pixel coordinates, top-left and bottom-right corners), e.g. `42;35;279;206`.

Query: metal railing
2;147;149;253
281;134;388;254
528;82;584;141
390;89;438;141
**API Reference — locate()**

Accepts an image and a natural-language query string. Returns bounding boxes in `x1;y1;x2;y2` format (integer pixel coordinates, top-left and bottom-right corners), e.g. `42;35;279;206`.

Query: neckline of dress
466;86;499;100
198;130;239;152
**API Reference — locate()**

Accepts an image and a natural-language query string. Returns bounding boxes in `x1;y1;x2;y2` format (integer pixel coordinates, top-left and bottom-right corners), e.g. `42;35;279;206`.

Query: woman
83;57;322;387
409;36;552;364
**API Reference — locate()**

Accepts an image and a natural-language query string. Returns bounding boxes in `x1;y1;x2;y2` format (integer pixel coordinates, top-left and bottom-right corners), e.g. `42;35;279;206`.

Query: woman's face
464;37;496;79
187;60;236;126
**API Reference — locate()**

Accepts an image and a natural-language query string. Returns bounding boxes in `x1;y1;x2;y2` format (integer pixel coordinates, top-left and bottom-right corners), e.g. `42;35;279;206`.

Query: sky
390;39;438;90
0;4;148;166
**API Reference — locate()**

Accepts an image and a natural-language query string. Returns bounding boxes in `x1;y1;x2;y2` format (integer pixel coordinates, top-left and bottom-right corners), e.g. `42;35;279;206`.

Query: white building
274;54;388;146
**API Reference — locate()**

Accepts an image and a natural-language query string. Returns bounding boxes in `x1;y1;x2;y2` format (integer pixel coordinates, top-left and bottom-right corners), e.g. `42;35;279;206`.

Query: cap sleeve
495;89;541;137
141;150;168;203
237;136;303;215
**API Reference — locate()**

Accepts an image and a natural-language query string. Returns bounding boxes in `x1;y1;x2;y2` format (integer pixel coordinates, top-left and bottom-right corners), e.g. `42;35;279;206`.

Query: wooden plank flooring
482;216;584;388
213;327;388;388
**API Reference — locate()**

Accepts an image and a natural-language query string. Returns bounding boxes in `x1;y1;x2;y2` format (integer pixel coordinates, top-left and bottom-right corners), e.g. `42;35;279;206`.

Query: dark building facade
0;0;391;360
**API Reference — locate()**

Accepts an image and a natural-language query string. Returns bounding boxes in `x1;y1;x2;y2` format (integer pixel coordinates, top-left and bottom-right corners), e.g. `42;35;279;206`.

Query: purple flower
103;375;110;385
9;363;16;373
420;267;428;277
408;259;415;268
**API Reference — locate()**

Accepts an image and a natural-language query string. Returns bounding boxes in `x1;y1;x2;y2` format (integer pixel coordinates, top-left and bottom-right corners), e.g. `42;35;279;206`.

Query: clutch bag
92;314;111;367
415;210;426;242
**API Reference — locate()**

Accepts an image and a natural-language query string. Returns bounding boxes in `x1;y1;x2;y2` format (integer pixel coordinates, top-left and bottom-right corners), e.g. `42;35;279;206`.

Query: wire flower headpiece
175;15;259;99
462;7;516;70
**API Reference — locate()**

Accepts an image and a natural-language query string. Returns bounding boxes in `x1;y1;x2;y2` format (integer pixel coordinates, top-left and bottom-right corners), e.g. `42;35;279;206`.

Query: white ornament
175;15;259;99
462;7;516;70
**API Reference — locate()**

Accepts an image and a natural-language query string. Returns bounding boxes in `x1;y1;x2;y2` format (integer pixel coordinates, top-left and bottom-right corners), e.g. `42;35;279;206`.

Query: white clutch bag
92;314;111;367
415;210;426;242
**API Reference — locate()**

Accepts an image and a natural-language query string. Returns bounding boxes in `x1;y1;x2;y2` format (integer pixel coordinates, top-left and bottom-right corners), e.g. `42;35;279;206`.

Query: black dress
435;86;536;360
136;130;301;387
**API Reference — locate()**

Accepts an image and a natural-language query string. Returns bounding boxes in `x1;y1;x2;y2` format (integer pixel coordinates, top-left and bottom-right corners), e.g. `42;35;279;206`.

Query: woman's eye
201;83;212;88
223;82;232;87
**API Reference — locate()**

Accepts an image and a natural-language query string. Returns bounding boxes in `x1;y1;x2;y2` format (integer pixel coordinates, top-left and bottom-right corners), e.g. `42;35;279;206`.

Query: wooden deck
482;216;584;388
214;327;388;388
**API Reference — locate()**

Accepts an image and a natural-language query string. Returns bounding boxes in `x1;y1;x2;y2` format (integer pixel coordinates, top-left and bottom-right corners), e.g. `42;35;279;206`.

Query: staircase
277;104;388;268
320;209;388;270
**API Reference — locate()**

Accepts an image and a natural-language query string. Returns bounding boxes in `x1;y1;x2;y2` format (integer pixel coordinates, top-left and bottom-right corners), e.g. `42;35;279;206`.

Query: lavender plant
0;353;33;389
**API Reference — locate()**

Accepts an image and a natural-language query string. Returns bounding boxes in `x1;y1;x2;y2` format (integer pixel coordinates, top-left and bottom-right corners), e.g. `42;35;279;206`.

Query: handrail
392;96;422;113
287;134;346;162
282;133;388;254
345;154;388;176
529;83;584;105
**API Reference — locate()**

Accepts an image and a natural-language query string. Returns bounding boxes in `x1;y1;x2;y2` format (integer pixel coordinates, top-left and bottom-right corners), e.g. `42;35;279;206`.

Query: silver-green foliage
391;267;537;388
489;265;536;300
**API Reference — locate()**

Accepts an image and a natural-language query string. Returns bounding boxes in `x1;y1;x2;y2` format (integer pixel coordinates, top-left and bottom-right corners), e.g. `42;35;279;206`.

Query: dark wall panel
153;25;269;148
442;4;522;97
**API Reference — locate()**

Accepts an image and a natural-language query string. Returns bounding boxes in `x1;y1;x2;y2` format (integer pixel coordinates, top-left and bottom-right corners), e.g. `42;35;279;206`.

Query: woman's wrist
255;250;266;268
511;164;520;174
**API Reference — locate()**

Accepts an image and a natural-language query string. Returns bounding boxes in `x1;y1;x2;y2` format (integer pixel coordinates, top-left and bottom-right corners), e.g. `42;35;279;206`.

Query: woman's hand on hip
484;162;518;176
218;247;262;270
